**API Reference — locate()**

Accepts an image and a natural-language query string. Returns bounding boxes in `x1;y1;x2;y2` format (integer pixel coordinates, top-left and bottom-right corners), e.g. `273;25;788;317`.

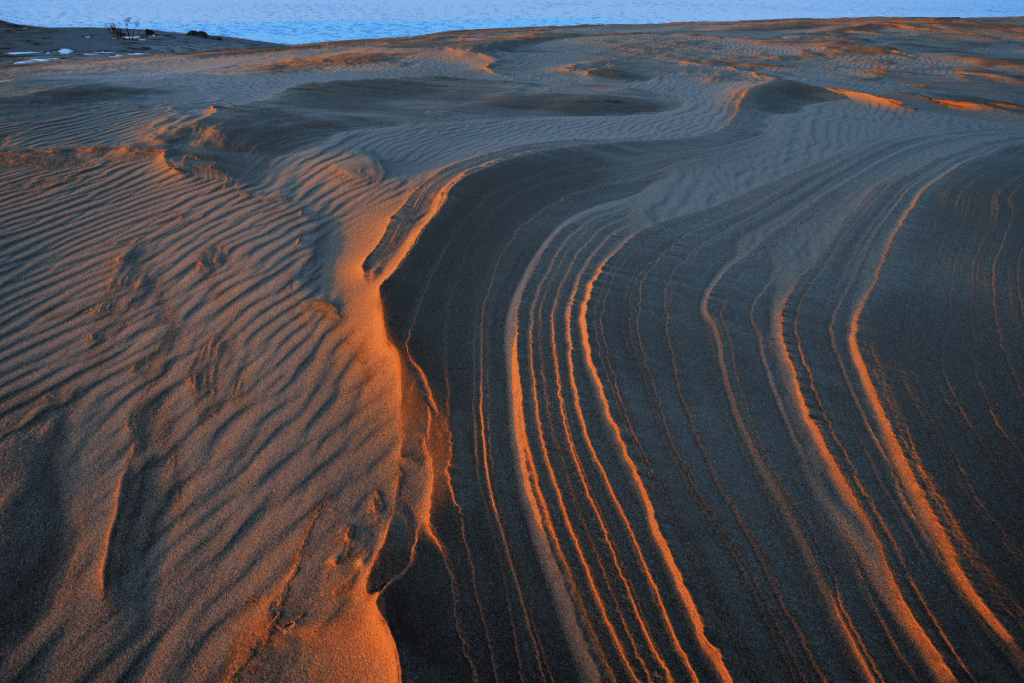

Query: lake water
6;0;1021;44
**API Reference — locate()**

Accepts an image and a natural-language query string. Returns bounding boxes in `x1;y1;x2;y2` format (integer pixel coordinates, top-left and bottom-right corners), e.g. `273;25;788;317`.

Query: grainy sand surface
2;16;1024;683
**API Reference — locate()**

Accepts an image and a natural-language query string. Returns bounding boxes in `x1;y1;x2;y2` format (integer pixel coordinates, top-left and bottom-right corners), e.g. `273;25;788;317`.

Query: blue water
5;0;1021;44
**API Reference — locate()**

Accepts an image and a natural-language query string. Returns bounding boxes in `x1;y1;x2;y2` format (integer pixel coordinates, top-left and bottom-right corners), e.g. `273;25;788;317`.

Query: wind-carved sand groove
0;83;415;681
0;405;69;658
2;16;1024;683
378;68;1024;683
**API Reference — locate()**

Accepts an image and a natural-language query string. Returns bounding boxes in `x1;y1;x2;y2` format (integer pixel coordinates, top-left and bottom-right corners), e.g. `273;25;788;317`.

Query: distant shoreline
1;20;285;65
6;15;1024;66
6;13;1024;48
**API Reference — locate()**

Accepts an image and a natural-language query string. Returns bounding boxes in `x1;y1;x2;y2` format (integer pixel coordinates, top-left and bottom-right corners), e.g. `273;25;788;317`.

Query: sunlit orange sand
2;15;1024;683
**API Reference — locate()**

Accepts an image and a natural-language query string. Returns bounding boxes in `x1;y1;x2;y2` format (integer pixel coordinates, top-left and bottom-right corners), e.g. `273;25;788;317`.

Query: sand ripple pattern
380;90;1024;683
3;17;1024;683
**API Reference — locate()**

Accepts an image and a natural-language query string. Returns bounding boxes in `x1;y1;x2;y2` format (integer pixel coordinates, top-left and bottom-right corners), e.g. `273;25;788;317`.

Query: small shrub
187;30;210;38
124;17;140;39
107;22;124;39
144;28;155;36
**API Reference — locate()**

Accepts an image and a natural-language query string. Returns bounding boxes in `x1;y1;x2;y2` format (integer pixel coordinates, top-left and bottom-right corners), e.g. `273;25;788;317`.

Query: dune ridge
2;16;1024;683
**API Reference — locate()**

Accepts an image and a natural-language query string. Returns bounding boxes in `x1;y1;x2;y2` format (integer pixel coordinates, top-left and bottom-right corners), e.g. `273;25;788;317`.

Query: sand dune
2;16;1023;683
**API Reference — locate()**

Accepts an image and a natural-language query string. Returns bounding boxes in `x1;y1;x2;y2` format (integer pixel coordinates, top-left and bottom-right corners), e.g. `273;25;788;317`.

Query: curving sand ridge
2;16;1024;683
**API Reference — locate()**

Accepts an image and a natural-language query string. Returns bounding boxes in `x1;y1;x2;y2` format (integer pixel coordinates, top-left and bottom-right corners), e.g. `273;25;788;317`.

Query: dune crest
2;16;1024;683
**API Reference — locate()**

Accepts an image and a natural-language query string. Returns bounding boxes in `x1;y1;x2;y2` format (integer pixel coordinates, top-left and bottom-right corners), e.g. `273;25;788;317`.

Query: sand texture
2;16;1024;683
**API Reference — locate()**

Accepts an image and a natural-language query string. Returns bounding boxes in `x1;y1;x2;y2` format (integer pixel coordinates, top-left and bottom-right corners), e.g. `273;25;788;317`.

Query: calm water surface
5;0;1022;44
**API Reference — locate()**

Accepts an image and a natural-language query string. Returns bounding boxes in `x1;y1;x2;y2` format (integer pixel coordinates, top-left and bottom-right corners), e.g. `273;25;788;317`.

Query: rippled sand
2;16;1023;683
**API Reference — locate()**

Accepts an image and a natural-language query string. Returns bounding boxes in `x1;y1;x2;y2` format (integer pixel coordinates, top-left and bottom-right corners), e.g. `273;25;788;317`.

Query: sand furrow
4;16;1024;683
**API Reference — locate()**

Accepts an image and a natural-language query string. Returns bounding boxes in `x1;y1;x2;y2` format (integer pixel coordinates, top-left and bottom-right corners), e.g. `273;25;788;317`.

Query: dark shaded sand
2;16;1024;683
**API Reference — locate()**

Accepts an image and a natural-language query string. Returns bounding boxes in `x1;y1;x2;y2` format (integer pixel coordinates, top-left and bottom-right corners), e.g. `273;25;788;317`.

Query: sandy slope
1;16;1023;683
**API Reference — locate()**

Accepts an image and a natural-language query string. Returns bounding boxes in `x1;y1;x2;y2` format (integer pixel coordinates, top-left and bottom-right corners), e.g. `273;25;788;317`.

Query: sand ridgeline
1;16;1024;683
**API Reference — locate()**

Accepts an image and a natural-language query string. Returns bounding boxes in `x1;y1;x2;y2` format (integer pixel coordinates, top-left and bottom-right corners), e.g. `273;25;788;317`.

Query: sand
1;15;1023;683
